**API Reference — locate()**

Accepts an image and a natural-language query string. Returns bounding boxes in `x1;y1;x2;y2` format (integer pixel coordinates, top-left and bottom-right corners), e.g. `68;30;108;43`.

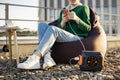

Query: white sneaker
43;52;56;70
17;54;41;69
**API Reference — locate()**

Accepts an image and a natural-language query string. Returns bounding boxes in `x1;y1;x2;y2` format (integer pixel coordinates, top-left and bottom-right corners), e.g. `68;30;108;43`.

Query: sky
0;0;40;31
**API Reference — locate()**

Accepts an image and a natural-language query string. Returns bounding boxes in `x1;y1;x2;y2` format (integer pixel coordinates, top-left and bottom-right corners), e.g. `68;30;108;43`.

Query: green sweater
57;5;91;37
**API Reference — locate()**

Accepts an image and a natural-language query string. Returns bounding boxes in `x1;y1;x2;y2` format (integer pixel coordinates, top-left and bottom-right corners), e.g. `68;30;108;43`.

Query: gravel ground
0;48;120;80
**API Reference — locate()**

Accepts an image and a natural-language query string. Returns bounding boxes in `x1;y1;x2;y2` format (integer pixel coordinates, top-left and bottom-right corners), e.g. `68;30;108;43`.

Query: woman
18;0;91;69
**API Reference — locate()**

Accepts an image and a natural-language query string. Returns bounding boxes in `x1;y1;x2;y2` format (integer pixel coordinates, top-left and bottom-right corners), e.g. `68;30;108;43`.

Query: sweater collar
66;3;82;10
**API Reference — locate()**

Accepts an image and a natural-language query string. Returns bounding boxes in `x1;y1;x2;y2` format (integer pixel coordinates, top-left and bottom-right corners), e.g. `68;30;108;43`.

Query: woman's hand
68;11;80;24
61;11;81;28
61;12;69;28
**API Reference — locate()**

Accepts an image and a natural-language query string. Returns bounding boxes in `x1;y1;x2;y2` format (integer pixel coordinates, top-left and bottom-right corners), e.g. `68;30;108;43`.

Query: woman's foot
17;54;41;69
43;52;56;70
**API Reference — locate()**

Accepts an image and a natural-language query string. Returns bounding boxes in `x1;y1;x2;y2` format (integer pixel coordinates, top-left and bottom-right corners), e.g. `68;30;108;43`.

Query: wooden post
13;30;19;65
8;30;12;64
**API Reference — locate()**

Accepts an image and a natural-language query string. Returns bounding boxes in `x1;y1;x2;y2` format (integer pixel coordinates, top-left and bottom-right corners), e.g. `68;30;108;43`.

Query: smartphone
62;8;69;17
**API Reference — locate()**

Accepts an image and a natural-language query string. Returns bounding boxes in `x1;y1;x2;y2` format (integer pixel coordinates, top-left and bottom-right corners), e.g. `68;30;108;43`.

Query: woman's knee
48;26;56;32
38;22;49;30
47;26;59;37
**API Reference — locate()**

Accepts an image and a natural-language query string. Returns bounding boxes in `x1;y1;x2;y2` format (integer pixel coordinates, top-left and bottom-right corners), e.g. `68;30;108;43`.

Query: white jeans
35;22;83;56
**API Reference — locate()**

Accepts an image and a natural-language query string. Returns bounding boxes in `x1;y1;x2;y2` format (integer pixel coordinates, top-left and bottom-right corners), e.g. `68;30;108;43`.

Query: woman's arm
77;6;91;32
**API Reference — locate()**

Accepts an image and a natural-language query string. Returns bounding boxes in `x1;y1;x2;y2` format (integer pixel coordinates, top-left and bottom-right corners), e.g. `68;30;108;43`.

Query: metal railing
0;3;60;23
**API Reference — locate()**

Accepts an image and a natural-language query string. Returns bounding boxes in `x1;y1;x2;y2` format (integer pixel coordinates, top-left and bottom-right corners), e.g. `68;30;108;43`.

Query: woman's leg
17;22;49;69
18;23;82;69
38;22;49;41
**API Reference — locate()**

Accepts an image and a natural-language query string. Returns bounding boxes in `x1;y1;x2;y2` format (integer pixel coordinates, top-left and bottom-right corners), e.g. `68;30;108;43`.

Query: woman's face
69;0;79;5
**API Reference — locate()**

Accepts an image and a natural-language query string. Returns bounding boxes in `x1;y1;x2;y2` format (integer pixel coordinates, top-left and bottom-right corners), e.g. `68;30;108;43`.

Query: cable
63;9;86;65
69;57;79;68
67;14;86;51
69;58;75;67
